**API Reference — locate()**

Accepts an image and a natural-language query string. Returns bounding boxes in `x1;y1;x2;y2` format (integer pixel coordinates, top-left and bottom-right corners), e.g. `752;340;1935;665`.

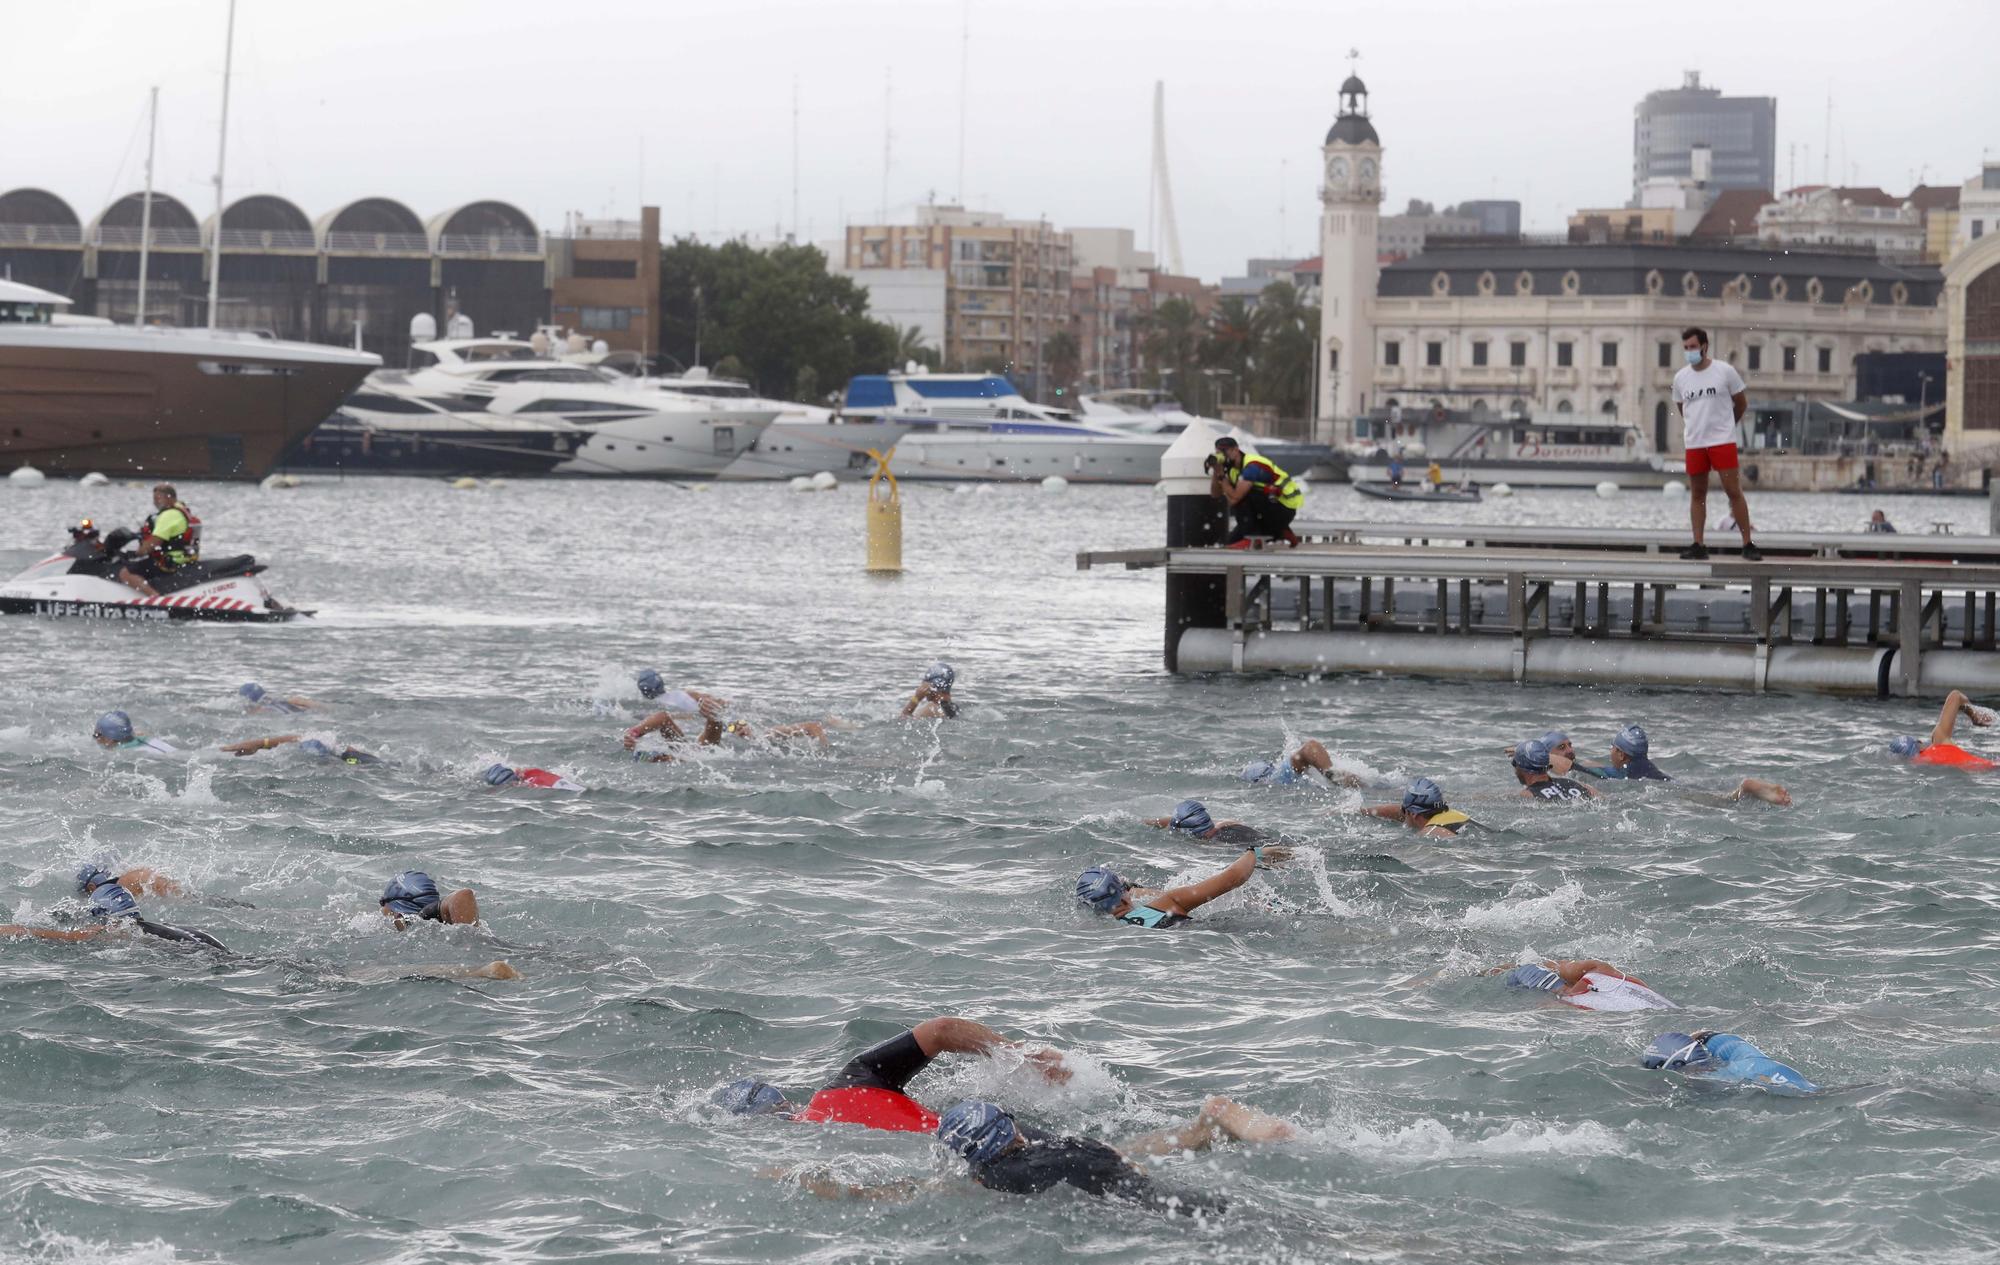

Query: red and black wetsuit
792;1030;942;1132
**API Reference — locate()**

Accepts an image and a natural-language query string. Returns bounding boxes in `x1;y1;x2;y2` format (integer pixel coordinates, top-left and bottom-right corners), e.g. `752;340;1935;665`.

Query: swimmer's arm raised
622;712;684;750
118;867;182;897
913;1017;1069;1083
1931;689;1993;746
221;734;301;756
1155;848;1259;917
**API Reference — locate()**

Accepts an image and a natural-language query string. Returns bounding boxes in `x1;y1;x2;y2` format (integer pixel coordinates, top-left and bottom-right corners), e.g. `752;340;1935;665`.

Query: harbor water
3;477;1998;1264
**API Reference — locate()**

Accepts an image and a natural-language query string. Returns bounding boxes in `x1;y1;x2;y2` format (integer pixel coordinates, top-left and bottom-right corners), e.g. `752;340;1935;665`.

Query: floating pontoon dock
1082;520;2000;697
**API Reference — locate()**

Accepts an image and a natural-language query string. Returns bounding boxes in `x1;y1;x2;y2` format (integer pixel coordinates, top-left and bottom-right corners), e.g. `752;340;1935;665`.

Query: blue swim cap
94;711;134;744
88;880;139;920
715;1078;793;1116
1240;759;1281;785
1613;724;1650;758
75;859;116;895
1502;964;1566;993
1512;739;1551;772
1075;866;1128;913
1401;776;1446;813
297;738;335;759
481;763;518;787
380;871;442;919
239;683;267;702
1640;1032;1711;1071
1539;729;1571;750
1889;735;1922;759
924;662;956;691
637;668;665;700
936;1100;1019;1165
1169;799;1215;835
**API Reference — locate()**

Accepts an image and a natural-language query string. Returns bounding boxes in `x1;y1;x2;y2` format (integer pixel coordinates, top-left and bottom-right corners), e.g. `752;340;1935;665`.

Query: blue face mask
1684;347;1704;366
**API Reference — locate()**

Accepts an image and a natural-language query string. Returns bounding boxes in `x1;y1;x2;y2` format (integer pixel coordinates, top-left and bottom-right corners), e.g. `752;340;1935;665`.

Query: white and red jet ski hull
0;555;308;623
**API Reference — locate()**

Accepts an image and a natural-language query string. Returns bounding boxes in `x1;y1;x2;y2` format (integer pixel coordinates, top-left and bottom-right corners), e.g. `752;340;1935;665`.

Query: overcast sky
5;0;1994;280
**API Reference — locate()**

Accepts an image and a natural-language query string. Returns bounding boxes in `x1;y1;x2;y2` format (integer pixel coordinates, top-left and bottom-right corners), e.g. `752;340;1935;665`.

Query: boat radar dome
409;312;438;341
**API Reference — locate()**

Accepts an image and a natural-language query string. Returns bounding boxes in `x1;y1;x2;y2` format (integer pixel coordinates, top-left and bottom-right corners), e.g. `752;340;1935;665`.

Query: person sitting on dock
1867;509;1898;534
1074;843;1283;929
223;734;380;765
1207;437;1303;550
901;662;959;719
1491;957;1676;1011
1569;724;1791;804
714;1016;1071;1133
239;682;319;714
1890;689;1998;770
1148;799;1262;844
1512;739;1596;802
1239;738;1360;787
1358;777;1474;837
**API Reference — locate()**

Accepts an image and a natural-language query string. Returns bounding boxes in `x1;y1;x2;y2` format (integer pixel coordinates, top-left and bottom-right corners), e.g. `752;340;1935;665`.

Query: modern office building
1633;72;1776;203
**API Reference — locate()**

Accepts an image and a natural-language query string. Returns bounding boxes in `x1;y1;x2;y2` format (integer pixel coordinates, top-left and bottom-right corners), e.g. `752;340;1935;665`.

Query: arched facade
213;194;315;251
429;200;539;253
318;197;427;253
1945;233;2000;454
0;188;84;296
91;192;204;324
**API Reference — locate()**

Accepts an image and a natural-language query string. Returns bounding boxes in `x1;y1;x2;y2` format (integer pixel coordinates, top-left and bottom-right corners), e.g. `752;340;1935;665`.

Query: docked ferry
1345;406;1674;488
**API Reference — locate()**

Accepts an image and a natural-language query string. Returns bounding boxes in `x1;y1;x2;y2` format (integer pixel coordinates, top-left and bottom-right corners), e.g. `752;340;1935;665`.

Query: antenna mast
956;2;969;203
880;70;892;223
136;87;158;327
206;0;236;331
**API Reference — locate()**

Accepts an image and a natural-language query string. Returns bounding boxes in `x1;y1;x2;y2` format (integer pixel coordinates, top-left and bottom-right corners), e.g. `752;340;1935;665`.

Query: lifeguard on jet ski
0;492;307;623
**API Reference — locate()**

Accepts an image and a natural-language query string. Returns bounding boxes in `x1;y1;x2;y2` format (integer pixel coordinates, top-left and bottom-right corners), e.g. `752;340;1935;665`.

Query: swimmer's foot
1734;778;1792;807
473;960;521;980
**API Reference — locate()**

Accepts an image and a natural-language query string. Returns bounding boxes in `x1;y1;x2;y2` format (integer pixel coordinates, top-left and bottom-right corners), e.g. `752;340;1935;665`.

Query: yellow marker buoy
866;447;902;574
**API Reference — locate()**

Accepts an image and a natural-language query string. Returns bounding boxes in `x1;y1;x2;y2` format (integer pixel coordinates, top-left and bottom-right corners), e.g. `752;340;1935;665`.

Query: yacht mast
205;0;237;331
135;86;158;327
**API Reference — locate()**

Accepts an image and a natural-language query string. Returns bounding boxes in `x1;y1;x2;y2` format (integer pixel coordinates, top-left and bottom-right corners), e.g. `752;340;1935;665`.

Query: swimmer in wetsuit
238;682;320;714
1570;723;1792;804
1890;689;1998;770
1146;799;1262;844
90;711;181;758
1492;957;1677;1011
1641;1030;1820;1096
1505;729;1580;774
1239;738;1363;788
482;763;585;791
1359;776;1475;838
624;708;830;760
1074;843;1285;929
715;1016;1070;1133
901;662;959;719
634;668;728;717
379;870;484;929
0;863;225;950
1512;739;1596;802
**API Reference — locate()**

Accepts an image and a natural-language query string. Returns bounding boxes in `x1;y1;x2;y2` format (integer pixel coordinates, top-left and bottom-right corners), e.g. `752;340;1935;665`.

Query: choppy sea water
2;476;1998;1265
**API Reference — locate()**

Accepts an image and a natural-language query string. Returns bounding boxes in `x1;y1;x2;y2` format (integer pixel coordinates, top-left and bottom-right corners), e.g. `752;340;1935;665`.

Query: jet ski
0;520;308;622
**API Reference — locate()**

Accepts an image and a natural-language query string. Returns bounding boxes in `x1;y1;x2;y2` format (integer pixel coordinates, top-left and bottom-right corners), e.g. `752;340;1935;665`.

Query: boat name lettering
1515;444;1628;460
37;602;170;621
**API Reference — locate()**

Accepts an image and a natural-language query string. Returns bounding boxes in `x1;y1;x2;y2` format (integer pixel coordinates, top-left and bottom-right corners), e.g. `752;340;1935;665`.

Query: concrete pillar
1160;420;1239;672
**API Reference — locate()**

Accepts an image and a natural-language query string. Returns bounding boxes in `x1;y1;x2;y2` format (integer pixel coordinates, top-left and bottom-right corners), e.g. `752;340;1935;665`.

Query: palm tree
891;322;938;370
1141;298;1204;411
1251;282;1319;421
1202;296;1257;410
1042;329;1081;400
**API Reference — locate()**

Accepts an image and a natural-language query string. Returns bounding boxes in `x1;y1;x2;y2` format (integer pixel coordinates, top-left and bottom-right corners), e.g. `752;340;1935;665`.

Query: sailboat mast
136;86;158;327
205;0;237;331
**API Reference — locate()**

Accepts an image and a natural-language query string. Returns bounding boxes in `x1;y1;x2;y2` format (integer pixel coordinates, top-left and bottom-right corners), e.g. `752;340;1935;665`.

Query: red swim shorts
1684;444;1740;476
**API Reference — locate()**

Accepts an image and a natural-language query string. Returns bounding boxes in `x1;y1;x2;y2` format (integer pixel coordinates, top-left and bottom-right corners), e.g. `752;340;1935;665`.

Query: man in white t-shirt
1672;326;1759;561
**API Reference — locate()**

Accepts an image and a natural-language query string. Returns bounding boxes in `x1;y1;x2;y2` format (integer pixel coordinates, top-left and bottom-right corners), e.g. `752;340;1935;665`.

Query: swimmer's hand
1256;845;1293;864
772;1166;922;1202
1024;1047;1072;1084
1973;705;1997;728
621;726;644;751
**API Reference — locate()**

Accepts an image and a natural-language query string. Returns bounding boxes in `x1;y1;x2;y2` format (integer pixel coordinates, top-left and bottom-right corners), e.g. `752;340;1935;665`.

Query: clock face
1327;156;1349;183
1358;158;1378;183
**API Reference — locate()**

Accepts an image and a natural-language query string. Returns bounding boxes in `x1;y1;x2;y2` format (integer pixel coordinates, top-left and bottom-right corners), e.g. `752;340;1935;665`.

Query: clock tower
1315;72;1382;434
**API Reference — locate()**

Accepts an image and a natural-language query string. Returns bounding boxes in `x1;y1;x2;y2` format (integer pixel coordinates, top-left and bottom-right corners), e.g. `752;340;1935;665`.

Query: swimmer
902;662;959;719
1491;957;1677;1011
1075;843;1285;929
796;1095;1296;1217
715;1016;1070;1133
1571;723;1791;804
635;668;728;717
1146;799;1263;844
627;710;829;759
0;864;225;949
379;871;482;927
90;711;180;757
482;763;585;791
222;734;381;765
1640;1030;1821;1096
1359;777;1475;838
1512;739;1596;802
1504;730;1579;774
1889;689;1998;770
238;682;319;714
1239;738;1362;788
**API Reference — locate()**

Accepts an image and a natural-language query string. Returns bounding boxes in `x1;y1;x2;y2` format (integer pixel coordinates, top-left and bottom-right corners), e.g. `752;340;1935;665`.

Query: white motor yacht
291;377;588;477
398;339;776;477
841;372;1171;483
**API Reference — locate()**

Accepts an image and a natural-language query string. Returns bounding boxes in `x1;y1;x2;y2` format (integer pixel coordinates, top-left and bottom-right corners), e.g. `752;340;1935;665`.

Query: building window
1425;341;1443;367
1817;346;1833;373
1783;345;1798;373
1328;347;1339;372
1974;220;1985;240
1555;398;1574;413
1383;340;1401;366
1747;345;1762;371
571;258;638;280
1510;341;1527;367
1556;341;1574;367
1472;341;1489;367
579;306;633;330
1658;342;1673;368
1600;341;1618;368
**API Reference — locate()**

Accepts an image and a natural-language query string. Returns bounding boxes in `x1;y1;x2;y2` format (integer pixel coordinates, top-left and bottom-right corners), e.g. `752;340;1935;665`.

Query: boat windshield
0;300;54;325
460;344;543;363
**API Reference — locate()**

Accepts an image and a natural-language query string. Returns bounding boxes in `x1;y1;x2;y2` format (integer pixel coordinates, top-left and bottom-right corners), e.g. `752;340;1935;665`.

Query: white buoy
689;482;711;492
8;466;46;487
810;470;839;491
1041;475;1069;493
974;484;995;496
789;475;816;492
1595;480;1619;499
449;476;479;490
1662;480;1688;499
79;471;110;487
952;484;974;495
486;478;507;489
1489;482;1514;497
260;473;301;490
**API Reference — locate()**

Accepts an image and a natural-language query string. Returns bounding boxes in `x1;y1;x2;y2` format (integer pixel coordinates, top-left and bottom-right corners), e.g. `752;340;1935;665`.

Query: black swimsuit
820;1030;933;1094
969;1125;1228;1216
1530;777;1590;802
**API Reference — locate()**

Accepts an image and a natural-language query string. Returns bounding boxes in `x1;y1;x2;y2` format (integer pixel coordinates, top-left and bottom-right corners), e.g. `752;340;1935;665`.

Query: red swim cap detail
1915;743;1996;770
793;1087;940;1133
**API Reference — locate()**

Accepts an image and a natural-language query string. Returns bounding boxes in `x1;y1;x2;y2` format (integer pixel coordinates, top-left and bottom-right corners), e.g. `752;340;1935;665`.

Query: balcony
1547;366;1579;387
1590;366;1622;387
216;227;317;253
1375;365;1407;387
436;232;542;257
1456;365;1536;388
324;230;430;255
